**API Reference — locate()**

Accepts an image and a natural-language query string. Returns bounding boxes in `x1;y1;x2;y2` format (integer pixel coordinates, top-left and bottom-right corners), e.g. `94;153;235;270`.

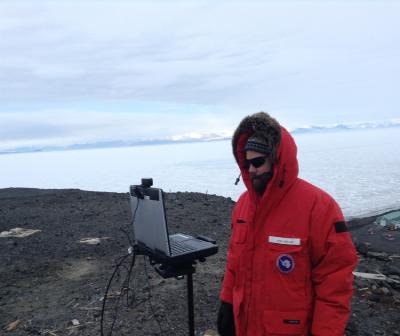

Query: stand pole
187;272;195;336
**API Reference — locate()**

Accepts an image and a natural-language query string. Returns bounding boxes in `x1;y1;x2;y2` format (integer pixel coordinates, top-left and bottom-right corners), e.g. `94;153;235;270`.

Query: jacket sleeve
309;194;358;336
219;239;236;303
219;195;245;303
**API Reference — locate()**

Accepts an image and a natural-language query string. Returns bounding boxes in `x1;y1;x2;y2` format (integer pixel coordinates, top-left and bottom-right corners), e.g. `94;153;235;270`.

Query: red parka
220;116;358;336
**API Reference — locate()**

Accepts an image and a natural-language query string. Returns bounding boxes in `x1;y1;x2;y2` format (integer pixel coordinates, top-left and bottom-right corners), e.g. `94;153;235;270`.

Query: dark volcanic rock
0;188;233;336
0;188;399;335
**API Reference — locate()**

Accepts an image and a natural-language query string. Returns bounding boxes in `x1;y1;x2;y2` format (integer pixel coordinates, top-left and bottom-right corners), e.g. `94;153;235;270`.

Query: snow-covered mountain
290;119;400;134
1;119;399;154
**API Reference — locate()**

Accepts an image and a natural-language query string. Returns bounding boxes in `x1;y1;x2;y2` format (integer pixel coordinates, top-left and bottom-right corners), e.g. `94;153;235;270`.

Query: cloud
0;1;397;101
0;0;399;149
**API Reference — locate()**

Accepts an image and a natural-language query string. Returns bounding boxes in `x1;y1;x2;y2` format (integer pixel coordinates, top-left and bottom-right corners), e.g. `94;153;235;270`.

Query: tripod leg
187;272;195;336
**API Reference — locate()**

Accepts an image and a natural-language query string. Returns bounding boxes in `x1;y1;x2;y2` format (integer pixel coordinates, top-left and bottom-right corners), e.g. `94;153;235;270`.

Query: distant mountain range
290;120;400;134
1;120;399;155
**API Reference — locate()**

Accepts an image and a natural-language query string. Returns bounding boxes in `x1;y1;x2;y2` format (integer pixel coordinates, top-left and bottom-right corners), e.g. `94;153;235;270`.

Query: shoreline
1;186;398;221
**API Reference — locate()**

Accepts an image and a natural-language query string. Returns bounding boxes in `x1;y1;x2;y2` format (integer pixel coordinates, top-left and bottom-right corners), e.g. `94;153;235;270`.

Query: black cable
108;282;125;335
119;197;140;248
100;252;131;336
124;250;136;307
102;253;187;336
109;251;140;335
113;253;129;266
102;196;187;336
130;197;140;227
142;257;187;336
143;256;165;335
101;197;142;336
120;227;134;247
124;199;140;307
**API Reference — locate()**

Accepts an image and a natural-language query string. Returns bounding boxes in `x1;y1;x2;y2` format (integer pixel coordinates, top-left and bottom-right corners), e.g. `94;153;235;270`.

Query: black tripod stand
154;261;198;336
138;245;209;336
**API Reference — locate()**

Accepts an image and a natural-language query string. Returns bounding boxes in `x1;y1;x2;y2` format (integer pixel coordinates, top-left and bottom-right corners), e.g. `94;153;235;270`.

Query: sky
0;0;399;150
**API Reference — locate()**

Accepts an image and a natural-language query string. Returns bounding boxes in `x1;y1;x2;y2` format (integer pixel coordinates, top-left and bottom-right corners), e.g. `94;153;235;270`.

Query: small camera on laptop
141;178;153;188
130;178;155;199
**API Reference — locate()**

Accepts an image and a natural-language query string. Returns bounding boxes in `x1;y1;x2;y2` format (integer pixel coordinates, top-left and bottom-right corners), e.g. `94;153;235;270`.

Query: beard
250;171;273;194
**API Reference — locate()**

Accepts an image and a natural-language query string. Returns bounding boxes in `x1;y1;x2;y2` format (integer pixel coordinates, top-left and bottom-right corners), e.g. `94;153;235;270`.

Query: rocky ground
0;188;399;336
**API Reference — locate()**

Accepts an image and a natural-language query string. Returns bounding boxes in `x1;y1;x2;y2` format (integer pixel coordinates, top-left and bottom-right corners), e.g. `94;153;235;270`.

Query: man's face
245;150;273;194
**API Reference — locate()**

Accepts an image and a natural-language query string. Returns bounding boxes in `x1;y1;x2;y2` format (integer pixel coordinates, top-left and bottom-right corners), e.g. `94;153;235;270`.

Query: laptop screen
130;187;171;256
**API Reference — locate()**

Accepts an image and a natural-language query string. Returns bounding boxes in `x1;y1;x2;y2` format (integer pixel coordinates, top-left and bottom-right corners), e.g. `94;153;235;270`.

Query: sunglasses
245;156;268;169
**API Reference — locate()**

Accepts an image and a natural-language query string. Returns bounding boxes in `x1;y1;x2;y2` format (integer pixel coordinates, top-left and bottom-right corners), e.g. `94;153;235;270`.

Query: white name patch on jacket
268;236;301;246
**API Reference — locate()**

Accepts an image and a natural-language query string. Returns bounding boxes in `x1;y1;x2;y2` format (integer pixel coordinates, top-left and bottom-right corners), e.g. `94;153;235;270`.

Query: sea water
1;128;399;218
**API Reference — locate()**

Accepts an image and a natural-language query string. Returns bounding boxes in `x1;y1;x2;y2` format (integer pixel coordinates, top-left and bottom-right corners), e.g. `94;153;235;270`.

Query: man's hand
217;301;236;336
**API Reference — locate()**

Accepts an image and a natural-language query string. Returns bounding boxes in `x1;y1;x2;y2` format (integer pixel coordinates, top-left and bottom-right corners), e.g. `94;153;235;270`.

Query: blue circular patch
276;254;295;273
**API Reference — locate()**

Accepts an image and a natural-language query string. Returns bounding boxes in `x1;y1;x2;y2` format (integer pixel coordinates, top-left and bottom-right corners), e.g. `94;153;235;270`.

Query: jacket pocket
263;310;308;335
232;221;248;244
266;239;308;274
265;238;311;302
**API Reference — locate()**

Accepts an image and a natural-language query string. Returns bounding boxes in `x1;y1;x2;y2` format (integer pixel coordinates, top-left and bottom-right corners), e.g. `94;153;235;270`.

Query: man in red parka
218;112;358;336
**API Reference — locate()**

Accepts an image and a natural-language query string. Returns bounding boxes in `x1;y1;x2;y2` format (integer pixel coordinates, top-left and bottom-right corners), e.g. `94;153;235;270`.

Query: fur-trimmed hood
232;112;281;164
232;112;299;200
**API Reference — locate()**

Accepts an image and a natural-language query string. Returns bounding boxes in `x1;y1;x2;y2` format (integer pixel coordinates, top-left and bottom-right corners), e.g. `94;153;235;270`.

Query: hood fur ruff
232;112;299;198
232;112;281;164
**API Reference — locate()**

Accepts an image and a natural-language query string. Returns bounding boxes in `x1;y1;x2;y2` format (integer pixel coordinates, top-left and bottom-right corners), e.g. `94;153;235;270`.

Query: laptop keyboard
170;240;196;255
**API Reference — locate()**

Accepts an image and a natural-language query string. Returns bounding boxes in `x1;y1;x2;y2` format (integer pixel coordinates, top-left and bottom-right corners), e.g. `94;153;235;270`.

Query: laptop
129;184;218;264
